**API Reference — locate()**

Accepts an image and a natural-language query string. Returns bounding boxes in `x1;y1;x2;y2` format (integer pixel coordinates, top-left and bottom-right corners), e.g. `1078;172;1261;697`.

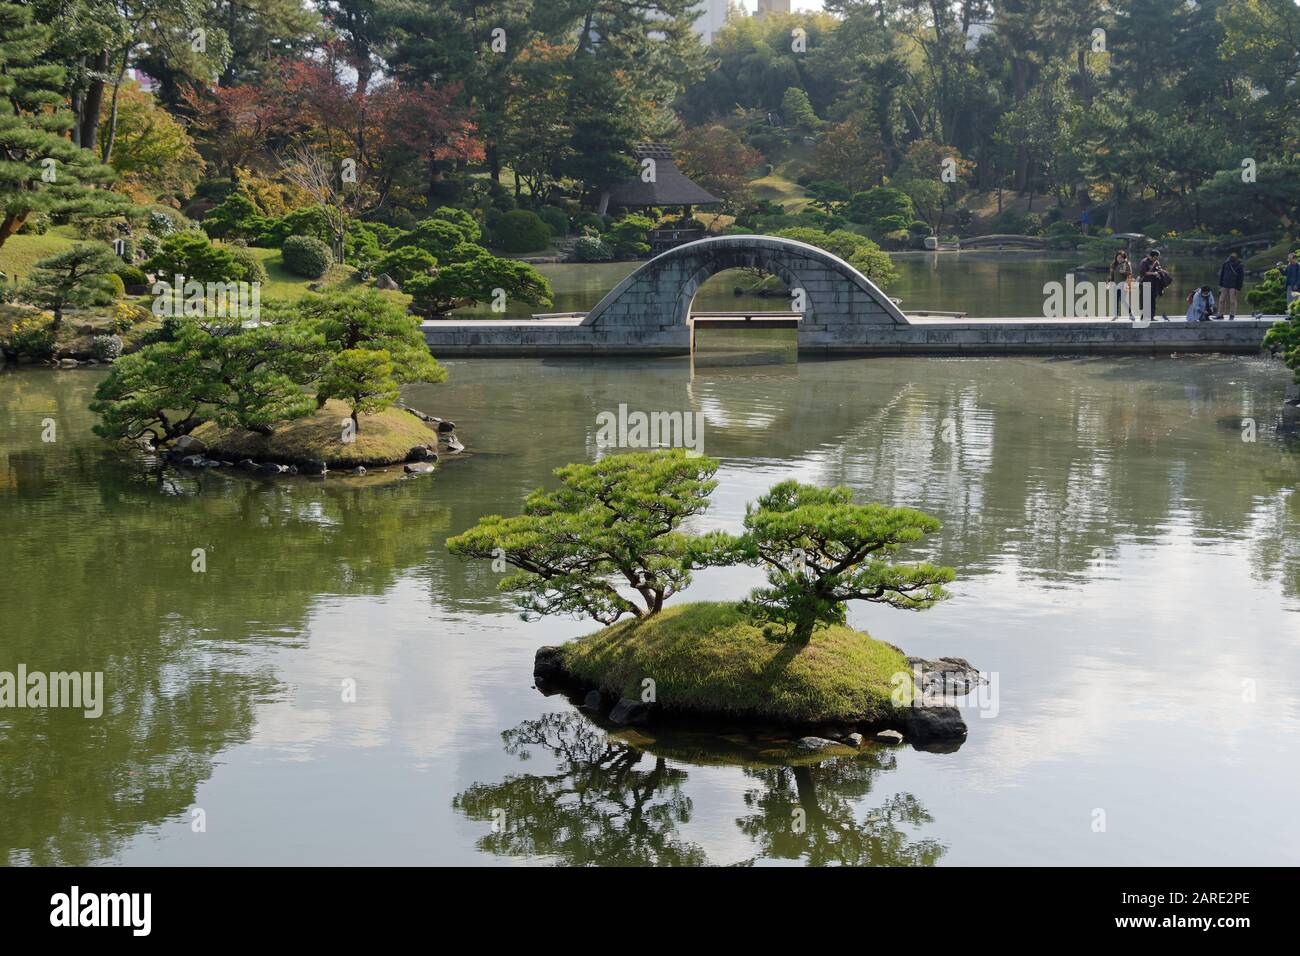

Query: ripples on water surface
1;353;1297;865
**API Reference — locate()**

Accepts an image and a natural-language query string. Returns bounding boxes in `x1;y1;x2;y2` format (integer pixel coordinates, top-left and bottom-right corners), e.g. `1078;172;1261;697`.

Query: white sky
736;1;826;11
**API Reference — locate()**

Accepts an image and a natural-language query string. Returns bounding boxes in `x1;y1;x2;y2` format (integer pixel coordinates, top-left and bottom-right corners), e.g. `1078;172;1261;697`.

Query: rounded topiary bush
571;236;614;262
493;210;552;253
231;247;268;284
91;334;123;362
281;234;333;278
91;272;126;305
116;264;148;288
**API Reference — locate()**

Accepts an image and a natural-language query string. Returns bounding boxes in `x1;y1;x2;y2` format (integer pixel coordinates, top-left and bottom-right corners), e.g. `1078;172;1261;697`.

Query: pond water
454;251;1235;319
2;346;1298;866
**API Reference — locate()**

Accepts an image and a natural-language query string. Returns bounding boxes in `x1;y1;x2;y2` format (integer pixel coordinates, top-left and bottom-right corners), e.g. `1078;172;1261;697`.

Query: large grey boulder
403;461;435;475
907;656;984;699
374;273;400;290
796;736;848;752
533;646;567;682
903;706;968;744
173;434;207;455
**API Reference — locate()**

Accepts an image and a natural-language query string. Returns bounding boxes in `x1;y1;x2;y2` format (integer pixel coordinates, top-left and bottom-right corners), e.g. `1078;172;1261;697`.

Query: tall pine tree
0;0;133;248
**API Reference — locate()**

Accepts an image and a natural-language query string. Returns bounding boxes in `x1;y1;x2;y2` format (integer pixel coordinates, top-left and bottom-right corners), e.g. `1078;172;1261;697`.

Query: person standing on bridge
1137;250;1170;320
1109;249;1133;318
1216;250;1244;320
1285;252;1300;306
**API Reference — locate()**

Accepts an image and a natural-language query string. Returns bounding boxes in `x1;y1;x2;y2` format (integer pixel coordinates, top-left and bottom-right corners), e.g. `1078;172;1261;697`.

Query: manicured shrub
281;235;334;278
96;272;126;303
396;217;474;260
146;232;256;284
201;192;259;240
91;333;123;362
428;206;482;244
230;246;268;284
493;209;552;253
377;246;437;285
537;205;568;239
606;215;654;258
1248;268;1289;314
116;264;148;287
148;210;178;236
847;188;915;231
571;236;614;262
138;234;161;260
772;227;898;288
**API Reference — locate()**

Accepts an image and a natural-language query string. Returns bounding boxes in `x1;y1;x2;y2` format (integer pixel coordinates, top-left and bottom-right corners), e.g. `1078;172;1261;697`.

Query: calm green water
2;346;1298;866
456;251;1231;319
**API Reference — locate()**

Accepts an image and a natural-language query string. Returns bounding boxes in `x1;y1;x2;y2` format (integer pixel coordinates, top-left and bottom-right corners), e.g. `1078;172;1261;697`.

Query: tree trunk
487;142;500;186
0;212;30;250
101;50;131;165
80;49;109;151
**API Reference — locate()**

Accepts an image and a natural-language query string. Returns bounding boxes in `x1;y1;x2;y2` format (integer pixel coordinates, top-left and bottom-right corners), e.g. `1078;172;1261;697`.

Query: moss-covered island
557;601;909;725
191;399;446;468
449;450;973;748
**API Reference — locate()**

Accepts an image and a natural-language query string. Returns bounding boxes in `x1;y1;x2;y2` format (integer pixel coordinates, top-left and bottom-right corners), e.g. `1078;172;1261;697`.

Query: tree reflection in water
453;712;946;866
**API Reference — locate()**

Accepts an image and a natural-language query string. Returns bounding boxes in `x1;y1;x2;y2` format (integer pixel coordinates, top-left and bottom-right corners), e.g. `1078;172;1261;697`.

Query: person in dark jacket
1137;250;1167;320
1217;250;1245;320
1285;252;1300;306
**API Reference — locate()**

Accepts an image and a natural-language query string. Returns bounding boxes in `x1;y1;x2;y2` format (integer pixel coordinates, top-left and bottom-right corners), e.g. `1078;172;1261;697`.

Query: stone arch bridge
579;234;905;349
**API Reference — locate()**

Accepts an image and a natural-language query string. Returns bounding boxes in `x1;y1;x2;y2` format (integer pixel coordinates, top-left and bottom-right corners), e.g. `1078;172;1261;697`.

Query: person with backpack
1285;251;1300;306
1138;249;1171;320
1186;286;1216;322
1217;250;1245;320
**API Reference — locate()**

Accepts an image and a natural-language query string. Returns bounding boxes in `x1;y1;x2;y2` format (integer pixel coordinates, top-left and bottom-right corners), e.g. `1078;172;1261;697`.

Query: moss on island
559;602;912;726
191;399;442;467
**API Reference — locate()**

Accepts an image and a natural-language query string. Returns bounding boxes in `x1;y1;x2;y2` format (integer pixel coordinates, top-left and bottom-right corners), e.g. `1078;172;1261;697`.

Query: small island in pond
186;399;455;473
449;450;976;749
86;289;459;477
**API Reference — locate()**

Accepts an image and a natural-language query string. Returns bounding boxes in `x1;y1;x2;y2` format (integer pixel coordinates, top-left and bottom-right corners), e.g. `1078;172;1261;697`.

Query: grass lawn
234;246;409;306
560;601;912;725
191;398;441;467
0;229;81;281
751;165;814;215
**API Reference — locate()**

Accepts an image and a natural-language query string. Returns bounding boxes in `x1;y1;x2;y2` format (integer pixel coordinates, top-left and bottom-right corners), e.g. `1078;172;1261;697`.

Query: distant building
755;0;791;15
691;0;732;44
964;20;993;51
603;144;721;252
